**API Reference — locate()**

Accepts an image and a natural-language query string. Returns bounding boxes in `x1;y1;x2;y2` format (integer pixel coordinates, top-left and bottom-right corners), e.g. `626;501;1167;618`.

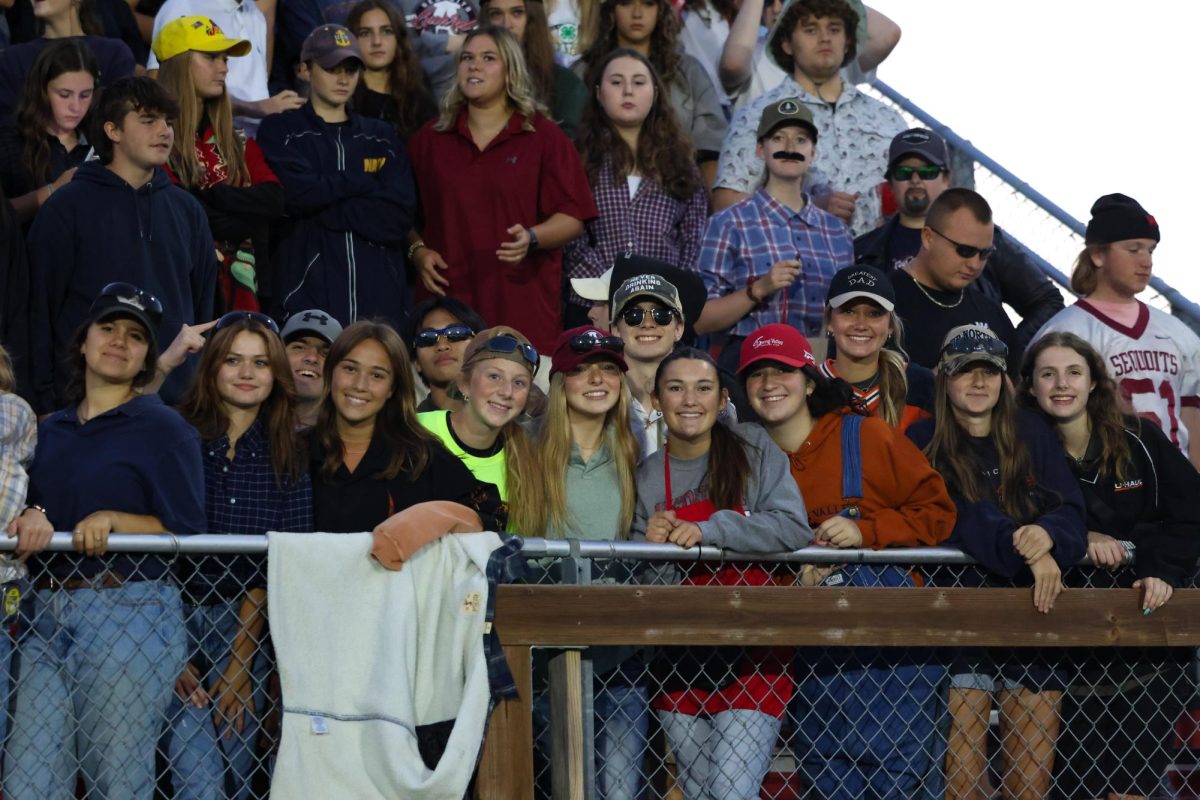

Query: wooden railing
474;585;1200;798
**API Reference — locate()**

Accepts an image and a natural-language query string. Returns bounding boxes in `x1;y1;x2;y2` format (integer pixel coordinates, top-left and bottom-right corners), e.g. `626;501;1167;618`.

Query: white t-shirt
546;0;582;65
148;0;270;103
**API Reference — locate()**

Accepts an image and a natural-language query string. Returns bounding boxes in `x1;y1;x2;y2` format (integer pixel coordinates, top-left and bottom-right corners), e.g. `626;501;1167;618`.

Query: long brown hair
530;370;639;538
578;48;699;200
1069;244;1107;296
1017;331;1134;482
654;347;750;510
483;0;559;109
0;342;15;393
17;39;98;185
156;51;249;189
436;26;544;132
582;0;683;85
347;0;433;139
925;370;1041;523
314;320;438;481
179;319;305;485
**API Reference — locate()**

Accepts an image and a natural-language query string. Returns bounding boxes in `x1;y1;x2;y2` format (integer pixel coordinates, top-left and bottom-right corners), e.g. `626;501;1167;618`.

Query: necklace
910;276;964;309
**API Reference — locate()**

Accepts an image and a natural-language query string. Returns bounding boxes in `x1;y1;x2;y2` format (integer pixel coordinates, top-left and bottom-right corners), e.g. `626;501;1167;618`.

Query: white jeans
657;708;781;800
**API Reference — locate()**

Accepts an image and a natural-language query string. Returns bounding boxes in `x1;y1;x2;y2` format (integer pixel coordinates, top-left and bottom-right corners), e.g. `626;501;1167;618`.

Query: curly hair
17;39;98;186
435;26;545;132
347;0;435;138
581;0;683;86
577;48;700;201
770;0;860;72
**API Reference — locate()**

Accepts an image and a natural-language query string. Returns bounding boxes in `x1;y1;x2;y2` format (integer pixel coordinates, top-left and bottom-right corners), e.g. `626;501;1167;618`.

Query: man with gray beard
854;127;1063;355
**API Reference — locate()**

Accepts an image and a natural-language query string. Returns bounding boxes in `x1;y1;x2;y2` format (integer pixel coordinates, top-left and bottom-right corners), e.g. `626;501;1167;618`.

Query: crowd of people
1;0;1198;798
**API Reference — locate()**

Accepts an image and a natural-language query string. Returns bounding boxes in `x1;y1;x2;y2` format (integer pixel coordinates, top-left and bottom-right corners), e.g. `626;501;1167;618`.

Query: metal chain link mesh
0;545;1194;798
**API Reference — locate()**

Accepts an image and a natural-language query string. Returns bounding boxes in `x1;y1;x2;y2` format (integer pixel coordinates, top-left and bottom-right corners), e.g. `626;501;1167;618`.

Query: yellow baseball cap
153;16;252;63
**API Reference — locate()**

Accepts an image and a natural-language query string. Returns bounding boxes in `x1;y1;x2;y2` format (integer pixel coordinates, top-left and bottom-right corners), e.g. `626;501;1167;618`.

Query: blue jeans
657;708;781;800
166;599;268;800
533;683;650;799
2;580;186;800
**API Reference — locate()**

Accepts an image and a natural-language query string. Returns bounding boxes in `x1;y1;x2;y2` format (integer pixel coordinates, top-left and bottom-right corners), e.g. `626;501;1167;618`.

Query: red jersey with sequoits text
408;111;597;353
1033;299;1200;453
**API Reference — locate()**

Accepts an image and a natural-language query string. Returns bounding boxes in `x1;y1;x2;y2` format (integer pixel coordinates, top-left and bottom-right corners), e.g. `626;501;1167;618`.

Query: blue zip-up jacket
256;103;417;327
27;161;217;412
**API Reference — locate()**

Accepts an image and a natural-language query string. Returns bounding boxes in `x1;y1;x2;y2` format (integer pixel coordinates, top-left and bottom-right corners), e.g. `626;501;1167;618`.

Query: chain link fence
0;534;1196;799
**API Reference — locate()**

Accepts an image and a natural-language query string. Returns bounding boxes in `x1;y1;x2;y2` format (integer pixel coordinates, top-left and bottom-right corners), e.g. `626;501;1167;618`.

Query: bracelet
407;240;427;260
745;279;761;306
526;227;540;251
22;504;47;518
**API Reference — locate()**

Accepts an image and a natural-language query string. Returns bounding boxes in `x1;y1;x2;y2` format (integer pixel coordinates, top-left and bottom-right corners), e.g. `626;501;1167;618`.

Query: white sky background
867;0;1199;304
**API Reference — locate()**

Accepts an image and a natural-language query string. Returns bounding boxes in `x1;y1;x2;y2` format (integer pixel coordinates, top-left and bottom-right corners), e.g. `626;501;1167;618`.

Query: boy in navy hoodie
27;77;217;413
257;24;417;329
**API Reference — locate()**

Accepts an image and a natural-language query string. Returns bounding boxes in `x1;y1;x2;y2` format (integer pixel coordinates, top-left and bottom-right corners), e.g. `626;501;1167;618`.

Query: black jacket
1070;416;1200;588
855;216;1064;357
308;430;506;534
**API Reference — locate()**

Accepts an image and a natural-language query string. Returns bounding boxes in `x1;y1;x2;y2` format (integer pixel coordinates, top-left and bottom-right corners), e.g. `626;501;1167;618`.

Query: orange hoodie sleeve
856;419;957;548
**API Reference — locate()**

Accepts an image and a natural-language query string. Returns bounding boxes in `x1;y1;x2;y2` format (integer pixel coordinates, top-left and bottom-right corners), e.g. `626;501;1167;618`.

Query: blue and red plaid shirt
698;189;853;336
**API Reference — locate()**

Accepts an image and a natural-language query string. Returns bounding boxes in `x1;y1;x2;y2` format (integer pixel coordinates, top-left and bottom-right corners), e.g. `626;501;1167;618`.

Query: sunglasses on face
890;165;943;182
97;281;164;318
413;325;475;348
942;332;1008;360
568;333;624;354
479;335;540;368
214;310;280;334
927;227;997;261
620;306;678;327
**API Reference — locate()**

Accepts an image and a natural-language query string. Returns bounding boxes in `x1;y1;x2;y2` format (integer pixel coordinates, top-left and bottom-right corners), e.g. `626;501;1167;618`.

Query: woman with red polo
407;25;597;354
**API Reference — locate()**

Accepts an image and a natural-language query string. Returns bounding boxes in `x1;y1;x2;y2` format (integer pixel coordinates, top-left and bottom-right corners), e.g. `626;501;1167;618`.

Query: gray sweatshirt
631;421;812;553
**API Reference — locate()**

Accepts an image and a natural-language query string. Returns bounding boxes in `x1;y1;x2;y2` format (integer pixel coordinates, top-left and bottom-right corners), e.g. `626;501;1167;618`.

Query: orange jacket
788;410;956;548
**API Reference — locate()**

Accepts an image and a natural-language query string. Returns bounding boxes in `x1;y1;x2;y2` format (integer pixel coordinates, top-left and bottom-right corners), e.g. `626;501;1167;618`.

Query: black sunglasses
97;281;164;320
568;333;624;354
479;335;539;368
943;331;1008;359
414;325;475;348
214;310;280;334
927;227;997;261
890;165;944;181
620;306;679;327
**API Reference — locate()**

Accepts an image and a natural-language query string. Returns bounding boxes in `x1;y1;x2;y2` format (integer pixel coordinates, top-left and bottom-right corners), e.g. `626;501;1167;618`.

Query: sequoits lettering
407;0;477;35
1109;349;1179;377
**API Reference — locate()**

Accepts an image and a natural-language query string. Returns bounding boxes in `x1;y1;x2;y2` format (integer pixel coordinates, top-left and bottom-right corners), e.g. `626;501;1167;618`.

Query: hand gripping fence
1;533;1198;799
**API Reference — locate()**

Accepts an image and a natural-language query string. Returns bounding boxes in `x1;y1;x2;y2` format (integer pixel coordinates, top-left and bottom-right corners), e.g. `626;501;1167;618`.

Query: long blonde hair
156;51;249;189
824;306;912;429
530;371;639;539
435;25;545;132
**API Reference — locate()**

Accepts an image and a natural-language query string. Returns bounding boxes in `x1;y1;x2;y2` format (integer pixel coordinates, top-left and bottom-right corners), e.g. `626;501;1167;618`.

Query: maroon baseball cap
736;323;816;374
551;326;627;376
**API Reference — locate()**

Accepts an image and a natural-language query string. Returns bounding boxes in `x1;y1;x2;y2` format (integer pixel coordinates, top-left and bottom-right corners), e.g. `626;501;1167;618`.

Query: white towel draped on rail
267;531;502;799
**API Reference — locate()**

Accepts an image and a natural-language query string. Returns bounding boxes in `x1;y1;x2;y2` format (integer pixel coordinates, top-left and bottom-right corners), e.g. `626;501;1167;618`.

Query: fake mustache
772;151;807;162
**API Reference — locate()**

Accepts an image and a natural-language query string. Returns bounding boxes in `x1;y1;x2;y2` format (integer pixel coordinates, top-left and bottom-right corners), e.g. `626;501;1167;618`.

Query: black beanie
1084;193;1160;245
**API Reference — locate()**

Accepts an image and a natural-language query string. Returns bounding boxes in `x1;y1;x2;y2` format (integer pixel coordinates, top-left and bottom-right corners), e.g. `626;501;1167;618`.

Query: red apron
651;443;794;718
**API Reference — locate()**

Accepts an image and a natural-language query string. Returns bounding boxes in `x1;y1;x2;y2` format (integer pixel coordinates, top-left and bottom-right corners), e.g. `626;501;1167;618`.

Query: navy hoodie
28;161;217;412
257;103;417;327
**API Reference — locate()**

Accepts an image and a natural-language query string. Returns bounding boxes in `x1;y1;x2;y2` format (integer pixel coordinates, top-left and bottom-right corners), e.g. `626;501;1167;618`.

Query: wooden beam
476;645;533;799
494;586;1200;647
548;651;585;800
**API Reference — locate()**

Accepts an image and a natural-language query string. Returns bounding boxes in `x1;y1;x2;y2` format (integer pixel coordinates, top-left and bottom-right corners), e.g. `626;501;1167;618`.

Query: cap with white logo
736;323;815;375
826;264;895;311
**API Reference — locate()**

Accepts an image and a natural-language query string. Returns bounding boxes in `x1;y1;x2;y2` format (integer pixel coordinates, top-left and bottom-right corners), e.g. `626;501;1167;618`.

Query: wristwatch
526;227;540;251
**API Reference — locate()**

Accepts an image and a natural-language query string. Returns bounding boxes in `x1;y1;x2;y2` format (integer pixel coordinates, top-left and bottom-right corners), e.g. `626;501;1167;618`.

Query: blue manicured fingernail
1143;607;1153;616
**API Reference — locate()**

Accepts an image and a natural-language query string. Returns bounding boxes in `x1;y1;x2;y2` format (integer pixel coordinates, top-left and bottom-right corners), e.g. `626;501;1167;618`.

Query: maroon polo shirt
409;110;597;353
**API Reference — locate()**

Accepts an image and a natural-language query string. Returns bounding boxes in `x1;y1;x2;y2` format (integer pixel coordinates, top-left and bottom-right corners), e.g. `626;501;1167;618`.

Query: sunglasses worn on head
927;227;997;261
214;310;280;334
414;325;474;348
943;331;1008;359
568;333;624;354
891;165;943;181
98;281;164;317
620;306;678;327
480;335;539;368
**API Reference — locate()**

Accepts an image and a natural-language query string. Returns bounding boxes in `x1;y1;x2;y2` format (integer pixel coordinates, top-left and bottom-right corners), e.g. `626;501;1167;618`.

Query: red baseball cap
736;323;816;375
550;326;627;376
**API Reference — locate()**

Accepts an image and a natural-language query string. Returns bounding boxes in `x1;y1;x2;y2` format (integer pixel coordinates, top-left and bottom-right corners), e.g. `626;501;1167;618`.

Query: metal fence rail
864;78;1200;336
0;536;1196;800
